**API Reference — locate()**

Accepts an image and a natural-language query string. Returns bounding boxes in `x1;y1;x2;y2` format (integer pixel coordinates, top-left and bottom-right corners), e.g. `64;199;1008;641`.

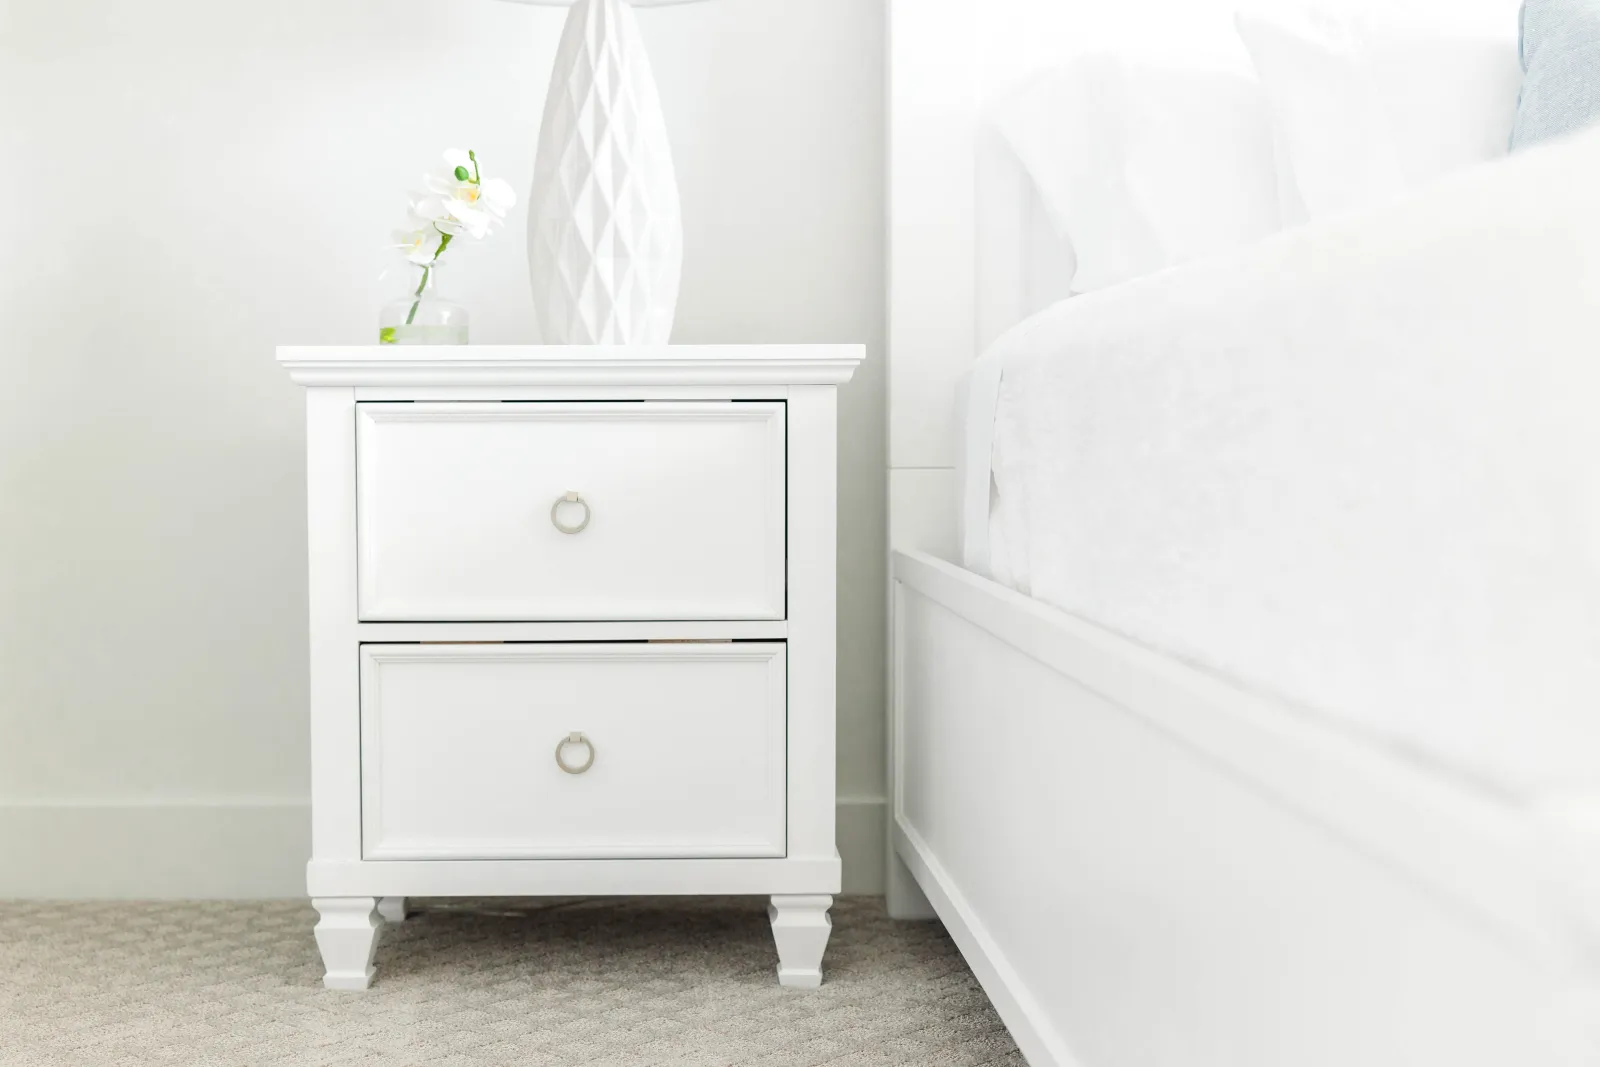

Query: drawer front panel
360;642;787;860
356;402;785;621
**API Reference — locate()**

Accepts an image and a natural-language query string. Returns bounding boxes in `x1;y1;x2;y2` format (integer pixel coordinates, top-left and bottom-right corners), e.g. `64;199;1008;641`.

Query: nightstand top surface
277;344;864;388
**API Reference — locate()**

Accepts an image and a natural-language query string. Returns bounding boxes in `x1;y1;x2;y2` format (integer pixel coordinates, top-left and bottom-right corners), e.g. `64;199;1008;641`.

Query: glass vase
379;261;468;345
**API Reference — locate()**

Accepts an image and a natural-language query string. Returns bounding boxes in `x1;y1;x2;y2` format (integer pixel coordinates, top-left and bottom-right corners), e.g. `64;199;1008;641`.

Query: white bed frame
884;4;1600;1065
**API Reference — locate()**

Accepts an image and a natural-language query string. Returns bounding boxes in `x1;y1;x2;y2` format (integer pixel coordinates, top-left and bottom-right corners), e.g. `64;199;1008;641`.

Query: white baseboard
836;795;887;894
0;800;312;899
0;797;889;899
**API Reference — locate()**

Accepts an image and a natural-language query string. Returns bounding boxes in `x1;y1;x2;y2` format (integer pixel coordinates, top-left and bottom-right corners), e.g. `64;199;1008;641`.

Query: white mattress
959;128;1600;798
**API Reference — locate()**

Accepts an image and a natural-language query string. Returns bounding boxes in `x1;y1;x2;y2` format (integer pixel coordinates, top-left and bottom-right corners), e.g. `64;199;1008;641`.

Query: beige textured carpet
0;896;1024;1066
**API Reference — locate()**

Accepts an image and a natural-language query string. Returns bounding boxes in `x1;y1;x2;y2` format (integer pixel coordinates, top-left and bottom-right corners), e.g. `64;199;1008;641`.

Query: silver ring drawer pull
555;731;595;775
550;491;591;535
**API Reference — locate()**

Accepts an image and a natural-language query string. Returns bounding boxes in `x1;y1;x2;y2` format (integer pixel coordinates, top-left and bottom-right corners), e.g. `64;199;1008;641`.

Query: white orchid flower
415;193;493;239
476;178;516;219
410;195;469;237
391;225;446;265
388;148;514;273
419;148;517;237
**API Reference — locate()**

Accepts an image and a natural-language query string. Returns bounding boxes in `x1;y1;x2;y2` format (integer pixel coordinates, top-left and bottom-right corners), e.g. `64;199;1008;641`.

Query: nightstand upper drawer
355;401;785;621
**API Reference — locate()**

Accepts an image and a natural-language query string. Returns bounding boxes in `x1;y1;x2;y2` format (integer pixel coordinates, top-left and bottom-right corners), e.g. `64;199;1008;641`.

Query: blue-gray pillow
1512;0;1600;148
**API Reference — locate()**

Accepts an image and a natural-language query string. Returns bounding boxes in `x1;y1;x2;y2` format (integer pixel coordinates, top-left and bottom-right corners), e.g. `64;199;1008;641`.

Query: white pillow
989;54;1283;293
1235;6;1523;222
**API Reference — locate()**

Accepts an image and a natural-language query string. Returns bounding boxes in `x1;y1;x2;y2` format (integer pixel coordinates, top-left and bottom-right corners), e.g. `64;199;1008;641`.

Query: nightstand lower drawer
359;642;787;860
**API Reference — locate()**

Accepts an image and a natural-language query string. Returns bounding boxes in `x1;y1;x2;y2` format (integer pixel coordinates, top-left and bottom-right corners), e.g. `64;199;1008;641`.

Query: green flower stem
403;266;429;325
403;232;453;327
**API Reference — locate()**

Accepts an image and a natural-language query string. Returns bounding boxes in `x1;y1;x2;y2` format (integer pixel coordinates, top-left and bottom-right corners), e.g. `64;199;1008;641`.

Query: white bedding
960;126;1600;797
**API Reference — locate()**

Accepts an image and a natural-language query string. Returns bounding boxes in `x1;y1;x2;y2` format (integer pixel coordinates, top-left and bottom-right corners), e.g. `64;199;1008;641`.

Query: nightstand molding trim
277;344;864;387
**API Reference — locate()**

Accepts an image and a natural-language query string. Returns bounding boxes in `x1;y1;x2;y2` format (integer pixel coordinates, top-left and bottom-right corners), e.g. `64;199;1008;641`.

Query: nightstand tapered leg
377;897;409;923
769;894;833;988
313;897;383;990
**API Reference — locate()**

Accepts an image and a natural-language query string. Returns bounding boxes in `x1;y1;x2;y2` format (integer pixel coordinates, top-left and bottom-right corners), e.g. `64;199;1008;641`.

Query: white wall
0;0;887;895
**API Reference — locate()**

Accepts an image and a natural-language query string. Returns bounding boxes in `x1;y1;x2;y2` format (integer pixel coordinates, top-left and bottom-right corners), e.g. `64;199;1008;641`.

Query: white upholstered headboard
885;0;1246;559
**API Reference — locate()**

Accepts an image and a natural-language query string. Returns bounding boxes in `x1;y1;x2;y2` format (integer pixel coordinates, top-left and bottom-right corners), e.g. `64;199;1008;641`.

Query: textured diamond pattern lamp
505;0;706;345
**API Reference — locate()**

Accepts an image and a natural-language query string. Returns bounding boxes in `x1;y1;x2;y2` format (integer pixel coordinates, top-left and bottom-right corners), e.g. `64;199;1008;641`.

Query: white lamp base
527;0;684;345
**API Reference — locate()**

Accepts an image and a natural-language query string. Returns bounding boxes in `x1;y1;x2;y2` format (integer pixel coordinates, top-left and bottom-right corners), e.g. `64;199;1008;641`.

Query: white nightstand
277;344;862;990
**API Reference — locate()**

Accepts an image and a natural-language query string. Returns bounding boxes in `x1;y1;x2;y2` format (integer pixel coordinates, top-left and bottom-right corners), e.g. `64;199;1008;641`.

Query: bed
885;3;1600;1065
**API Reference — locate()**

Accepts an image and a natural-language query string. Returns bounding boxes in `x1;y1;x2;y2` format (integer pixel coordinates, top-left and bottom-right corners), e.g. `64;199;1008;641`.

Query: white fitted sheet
959;127;1600;797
